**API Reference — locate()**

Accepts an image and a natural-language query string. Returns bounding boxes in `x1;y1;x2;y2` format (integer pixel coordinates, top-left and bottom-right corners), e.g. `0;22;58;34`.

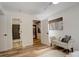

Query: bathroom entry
33;20;41;47
12;24;20;40
12;18;22;49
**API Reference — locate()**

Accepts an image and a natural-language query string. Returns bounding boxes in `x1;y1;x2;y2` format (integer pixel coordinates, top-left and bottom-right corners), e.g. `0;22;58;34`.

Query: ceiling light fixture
52;1;59;4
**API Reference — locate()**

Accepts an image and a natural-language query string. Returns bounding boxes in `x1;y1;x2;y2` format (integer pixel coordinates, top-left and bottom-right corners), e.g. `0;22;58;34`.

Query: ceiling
0;2;51;15
0;2;79;19
36;2;79;19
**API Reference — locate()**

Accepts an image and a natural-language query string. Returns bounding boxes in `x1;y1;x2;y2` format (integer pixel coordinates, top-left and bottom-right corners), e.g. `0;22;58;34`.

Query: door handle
4;34;7;36
46;33;48;34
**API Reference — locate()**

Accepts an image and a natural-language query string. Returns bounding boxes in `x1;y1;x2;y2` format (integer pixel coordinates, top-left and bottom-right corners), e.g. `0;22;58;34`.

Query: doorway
33;20;41;47
12;18;22;49
33;25;37;39
12;24;20;40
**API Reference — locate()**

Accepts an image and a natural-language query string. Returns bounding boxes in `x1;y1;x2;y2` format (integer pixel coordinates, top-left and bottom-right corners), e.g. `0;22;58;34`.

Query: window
49;17;63;30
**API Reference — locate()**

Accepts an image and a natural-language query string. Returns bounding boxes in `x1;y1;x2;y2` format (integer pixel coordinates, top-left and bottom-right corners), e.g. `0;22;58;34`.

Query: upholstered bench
51;35;73;52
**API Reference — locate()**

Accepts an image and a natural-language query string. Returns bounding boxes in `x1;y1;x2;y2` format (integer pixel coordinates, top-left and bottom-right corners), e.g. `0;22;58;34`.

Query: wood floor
0;44;67;57
13;40;22;49
0;44;49;57
33;39;41;47
0;38;68;57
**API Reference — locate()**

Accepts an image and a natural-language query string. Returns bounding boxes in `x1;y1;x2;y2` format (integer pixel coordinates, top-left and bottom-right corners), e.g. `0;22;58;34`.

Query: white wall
5;15;13;50
5;11;33;48
0;10;33;51
0;3;33;51
48;5;79;51
12;18;20;24
0;15;7;51
0;5;13;51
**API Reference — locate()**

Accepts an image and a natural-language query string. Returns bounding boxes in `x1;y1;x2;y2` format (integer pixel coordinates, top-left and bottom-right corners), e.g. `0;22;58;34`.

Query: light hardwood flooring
0;44;67;57
0;44;49;57
13;40;22;49
33;39;41;47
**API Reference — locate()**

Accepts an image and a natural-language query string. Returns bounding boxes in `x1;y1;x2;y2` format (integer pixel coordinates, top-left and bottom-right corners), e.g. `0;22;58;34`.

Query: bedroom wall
5;11;33;48
12;18;20;24
48;4;79;51
0;5;13;51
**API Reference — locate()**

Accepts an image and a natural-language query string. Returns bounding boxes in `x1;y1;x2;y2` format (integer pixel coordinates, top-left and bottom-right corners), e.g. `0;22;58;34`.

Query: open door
41;19;50;46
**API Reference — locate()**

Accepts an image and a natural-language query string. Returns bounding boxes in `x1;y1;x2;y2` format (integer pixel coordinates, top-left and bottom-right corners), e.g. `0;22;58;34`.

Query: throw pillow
61;35;71;43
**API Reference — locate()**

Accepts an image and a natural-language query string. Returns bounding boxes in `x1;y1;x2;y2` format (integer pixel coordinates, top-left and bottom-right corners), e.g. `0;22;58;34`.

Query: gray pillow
65;35;71;43
61;35;71;43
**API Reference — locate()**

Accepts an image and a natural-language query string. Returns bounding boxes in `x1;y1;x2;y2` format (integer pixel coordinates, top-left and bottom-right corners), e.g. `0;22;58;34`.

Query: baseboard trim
0;48;13;53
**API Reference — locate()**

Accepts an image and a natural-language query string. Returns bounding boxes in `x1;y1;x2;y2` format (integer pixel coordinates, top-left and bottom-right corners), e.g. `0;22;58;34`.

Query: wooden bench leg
66;49;70;54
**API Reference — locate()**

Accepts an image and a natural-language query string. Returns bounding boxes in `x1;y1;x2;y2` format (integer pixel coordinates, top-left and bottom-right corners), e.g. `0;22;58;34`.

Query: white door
0;15;12;51
41;19;50;46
